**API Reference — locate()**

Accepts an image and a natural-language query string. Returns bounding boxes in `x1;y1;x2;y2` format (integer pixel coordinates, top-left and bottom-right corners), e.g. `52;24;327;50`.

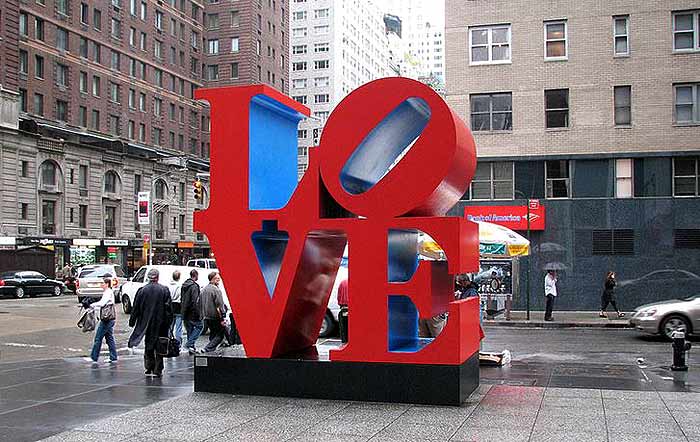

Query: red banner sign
464;204;546;231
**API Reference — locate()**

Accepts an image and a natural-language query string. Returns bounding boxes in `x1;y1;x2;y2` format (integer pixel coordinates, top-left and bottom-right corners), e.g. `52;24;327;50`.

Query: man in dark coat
181;268;203;355
128;268;172;377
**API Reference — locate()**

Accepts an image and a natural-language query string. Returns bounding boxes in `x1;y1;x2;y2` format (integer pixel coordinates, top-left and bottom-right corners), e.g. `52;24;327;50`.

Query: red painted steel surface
195;78;481;364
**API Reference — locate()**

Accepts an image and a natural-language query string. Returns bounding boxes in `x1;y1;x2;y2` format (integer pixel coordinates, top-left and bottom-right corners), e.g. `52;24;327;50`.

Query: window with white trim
231;37;239;52
545;160;570;198
314;59;329;69
544;20;567;60
674;83;699;124
470;93;512;131
613;16;629;56
292;79;307;89
469;24;511;64
615;159;633;198
545;89;569;128
292;45;307;54
292;61;307;71
673;11;699;51
314;77;329;87
314;42;329;53
314;94;329;104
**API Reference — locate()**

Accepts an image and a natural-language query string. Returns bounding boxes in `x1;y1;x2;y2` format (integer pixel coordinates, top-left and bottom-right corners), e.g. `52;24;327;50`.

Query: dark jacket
602;278;616;299
180;278;202;322
128;282;172;350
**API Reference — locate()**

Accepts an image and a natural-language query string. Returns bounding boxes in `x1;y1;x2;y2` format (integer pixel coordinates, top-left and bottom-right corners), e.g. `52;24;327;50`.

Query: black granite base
194;350;479;406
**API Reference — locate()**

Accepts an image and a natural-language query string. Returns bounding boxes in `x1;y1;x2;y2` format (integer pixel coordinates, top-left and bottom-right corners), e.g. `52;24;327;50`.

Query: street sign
138;192;150;225
143;233;151;243
528;199;540;210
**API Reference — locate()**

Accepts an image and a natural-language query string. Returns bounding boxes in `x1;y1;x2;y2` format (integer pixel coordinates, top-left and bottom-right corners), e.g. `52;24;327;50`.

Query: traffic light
193;179;203;201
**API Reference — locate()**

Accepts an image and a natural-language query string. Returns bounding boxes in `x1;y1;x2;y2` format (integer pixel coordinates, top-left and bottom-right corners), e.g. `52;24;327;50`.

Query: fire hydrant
671;330;692;372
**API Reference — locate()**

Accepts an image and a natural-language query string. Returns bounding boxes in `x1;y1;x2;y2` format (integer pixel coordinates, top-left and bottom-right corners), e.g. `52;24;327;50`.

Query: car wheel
319;311;336;338
114;289;121;304
15;287;25;299
53;286;62;297
661;315;691;340
122;294;132;314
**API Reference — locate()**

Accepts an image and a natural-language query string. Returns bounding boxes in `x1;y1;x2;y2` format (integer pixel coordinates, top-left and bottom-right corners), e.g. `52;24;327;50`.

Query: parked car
120;265;229;314
0;271;65;299
186;258;217;269
629;295;700;340
76;264;127;304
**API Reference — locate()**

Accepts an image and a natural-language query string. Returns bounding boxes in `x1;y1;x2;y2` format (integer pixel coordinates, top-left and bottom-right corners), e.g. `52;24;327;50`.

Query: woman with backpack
600;271;625;319
84;277;118;364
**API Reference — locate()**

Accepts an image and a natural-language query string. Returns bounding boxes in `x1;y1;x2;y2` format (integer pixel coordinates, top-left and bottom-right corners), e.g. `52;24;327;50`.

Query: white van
186;258;217;269
119;265;228;314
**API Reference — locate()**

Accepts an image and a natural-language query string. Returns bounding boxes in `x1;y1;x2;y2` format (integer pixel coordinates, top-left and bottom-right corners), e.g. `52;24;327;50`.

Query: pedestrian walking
544;270;557;321
128;269;172;377
169;270;183;345
337;278;349;343
201;272;227;353
181;268;204;354
84;277;118;364
600;271;625;318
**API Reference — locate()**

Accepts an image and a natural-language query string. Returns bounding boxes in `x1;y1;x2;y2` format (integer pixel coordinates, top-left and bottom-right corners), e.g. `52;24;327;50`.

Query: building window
298;129;307;139
314;94;329;104
206;13;219;29
138;123;146;142
231;11;240;27
314;42;329;53
206;65;219;80
230;62;239;79
155;10;163;30
314;25;329;35
228;37;240;53
208;39;219;54
613;16;629;56
153;128;162;146
292;45;306;55
78;106;87;127
57;0;68;15
41;161;58;187
314;77;329;87
19;13;28;36
314;8;329;19
545;89;569;128
42;200;56;234
470;93;512;131
34;93;44;116
21;204;28;220
614;86;631;126
293;95;307;105
314;60;329;69
21;161;28;178
673;11;699;51
79;71;88;93
19;50;28;75
139;92;146;111
56;27;68;51
179;215;185;234
94;9;102;30
292;27;307;38
154;97;162;116
292;61;307;71
544;20;567;60
293;79;307;89
109;115;121;135
467;162;514;200
80;3;89;24
78;165;88;189
674;83;699;124
673;157;699;196
615;159;633;198
35;18;45;41
545;160;570;198
19;89;27;113
111;18;121;38
469;24;511;64
105;206;116;237
34;55;44;79
104;171;118;193
293;10;307;20
128;89;136;109
91;110;100;130
110;82;120;103
92;76;101;97
79;36;88;57
56;64;69;87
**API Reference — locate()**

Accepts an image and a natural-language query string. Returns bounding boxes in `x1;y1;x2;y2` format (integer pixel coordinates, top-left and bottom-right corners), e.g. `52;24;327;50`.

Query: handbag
156;335;181;357
100;303;116;322
78;308;96;333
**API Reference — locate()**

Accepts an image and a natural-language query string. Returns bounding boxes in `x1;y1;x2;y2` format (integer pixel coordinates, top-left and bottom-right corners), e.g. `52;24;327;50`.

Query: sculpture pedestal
193;341;479;406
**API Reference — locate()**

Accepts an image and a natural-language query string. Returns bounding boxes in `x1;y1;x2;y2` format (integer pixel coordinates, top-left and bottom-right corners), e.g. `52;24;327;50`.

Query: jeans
90;319;117;362
171;314;183;344
144;347;164;375
204;319;226;352
184;319;204;349
545;294;555;320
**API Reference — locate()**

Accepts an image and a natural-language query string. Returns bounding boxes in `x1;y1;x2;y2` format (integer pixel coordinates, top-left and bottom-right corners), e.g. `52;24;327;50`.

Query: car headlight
637;308;657;317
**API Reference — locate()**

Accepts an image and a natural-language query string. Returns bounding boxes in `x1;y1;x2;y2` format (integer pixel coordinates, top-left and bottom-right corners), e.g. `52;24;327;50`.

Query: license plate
88;282;100;288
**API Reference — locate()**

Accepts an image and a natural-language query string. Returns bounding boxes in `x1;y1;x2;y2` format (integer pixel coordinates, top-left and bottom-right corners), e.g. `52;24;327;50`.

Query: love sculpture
193;78;482;405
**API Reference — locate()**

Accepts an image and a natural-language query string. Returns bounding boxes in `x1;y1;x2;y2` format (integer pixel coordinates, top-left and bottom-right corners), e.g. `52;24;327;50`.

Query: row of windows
464;157;700;201
291;77;330;90
291;60;330;71
469;11;700;65
292;25;329;38
292;42;330;54
292;9;329;21
469;84;700;132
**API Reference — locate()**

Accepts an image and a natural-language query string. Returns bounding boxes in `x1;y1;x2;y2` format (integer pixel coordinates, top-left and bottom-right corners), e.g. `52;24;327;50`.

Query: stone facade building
445;0;700;310
0;0;289;274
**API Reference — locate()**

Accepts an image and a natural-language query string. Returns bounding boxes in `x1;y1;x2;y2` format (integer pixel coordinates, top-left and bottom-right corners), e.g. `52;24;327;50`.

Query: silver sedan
629;295;700;340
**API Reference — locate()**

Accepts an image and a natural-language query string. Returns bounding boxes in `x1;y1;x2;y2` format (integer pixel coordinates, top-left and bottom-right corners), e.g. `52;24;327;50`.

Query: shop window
673;157;699;196
545;160;570;198
633;158;672;197
466;162;514;200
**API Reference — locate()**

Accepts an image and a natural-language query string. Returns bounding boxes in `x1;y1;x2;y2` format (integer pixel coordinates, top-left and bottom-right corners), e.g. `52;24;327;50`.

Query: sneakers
108;359;118;364
83;357;97;363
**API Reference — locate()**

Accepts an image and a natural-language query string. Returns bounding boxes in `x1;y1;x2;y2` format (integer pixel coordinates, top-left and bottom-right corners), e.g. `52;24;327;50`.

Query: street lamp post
515;190;531;321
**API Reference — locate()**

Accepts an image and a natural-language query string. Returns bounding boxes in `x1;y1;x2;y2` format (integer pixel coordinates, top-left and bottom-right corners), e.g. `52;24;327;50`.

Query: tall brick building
0;0;288;274
446;0;700;310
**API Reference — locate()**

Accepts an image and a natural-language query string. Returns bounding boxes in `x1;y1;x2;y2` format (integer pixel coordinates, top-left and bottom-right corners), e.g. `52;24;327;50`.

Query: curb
484;320;632;329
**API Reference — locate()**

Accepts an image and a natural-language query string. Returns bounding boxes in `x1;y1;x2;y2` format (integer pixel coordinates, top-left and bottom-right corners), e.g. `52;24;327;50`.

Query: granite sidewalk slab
39;385;700;442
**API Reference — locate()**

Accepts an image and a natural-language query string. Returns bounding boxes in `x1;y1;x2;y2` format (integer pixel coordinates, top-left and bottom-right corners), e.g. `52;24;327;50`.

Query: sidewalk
42;384;700;442
485;310;632;328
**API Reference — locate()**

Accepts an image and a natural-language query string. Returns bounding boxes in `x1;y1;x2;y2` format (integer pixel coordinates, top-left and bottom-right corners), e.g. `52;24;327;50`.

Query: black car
0;271;65;299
